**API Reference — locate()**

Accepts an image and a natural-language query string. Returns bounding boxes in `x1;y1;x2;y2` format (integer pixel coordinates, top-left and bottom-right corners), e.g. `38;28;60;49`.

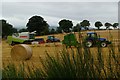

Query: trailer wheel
101;42;107;47
85;41;93;47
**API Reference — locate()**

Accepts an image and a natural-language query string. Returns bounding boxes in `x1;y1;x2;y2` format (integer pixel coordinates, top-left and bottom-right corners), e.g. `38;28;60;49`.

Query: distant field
36;29;119;43
2;30;120;67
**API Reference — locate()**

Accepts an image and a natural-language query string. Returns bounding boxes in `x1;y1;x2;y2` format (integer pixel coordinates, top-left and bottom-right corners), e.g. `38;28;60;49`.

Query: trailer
62;33;79;47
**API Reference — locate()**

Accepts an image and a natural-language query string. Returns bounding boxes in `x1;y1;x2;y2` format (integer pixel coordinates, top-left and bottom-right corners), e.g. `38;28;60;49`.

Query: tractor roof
87;32;96;34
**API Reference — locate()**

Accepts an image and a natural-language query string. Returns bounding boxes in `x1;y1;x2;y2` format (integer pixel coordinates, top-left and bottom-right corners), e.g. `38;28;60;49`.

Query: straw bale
11;44;32;61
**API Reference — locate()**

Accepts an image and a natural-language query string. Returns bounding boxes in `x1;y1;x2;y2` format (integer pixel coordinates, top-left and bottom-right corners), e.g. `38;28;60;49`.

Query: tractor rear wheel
85;41;93;47
101;42;107;47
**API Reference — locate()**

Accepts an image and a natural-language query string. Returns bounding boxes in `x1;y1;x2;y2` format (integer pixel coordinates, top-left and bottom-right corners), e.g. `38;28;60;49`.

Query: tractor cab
87;32;98;38
48;36;54;40
46;36;60;43
29;33;35;39
86;32;99;41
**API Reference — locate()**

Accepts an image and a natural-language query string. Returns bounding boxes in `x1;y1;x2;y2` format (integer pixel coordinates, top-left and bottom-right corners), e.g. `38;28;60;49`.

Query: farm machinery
7;31;61;45
46;36;60;43
62;33;79;47
62;32;112;48
7;32;36;45
83;32;111;47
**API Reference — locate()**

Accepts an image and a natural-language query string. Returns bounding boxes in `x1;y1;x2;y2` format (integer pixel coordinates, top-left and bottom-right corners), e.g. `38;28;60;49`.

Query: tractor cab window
87;34;91;37
48;36;54;40
91;33;97;37
29;34;35;39
87;33;97;37
51;36;55;39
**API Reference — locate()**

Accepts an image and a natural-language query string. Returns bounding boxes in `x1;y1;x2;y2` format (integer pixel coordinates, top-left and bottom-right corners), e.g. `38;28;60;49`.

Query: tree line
0;20;17;38
1;15;119;38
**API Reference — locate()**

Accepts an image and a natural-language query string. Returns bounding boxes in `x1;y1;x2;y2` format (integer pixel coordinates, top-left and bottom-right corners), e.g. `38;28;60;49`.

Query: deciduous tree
1;19;17;38
95;21;103;30
58;19;73;33
26;15;49;35
104;22;112;30
73;23;81;32
112;23;119;29
80;20;90;30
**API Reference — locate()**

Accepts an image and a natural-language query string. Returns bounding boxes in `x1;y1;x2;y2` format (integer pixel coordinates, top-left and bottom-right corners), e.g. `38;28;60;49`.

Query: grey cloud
2;2;118;28
2;0;119;2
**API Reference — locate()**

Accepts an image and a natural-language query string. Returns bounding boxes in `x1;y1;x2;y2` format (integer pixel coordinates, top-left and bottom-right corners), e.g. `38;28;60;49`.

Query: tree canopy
50;28;56;34
104;22;112;29
80;20;90;30
1;19;17;38
26;15;49;35
1;17;119;38
73;23;81;32
95;21;103;30
19;28;28;33
56;27;62;33
58;19;73;33
112;23;119;29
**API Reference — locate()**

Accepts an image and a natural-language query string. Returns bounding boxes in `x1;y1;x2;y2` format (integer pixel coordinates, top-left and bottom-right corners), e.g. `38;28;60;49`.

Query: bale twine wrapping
11;44;32;61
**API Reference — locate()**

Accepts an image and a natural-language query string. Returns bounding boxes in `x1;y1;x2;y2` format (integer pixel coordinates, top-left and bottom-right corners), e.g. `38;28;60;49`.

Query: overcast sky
1;0;119;29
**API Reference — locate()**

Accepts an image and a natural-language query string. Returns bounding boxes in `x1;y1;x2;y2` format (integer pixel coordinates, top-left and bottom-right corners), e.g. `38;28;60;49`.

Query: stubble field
2;30;120;68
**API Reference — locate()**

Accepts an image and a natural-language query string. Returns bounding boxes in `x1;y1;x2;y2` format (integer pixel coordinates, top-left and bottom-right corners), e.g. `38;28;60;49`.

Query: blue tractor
46;36;60;43
84;32;111;47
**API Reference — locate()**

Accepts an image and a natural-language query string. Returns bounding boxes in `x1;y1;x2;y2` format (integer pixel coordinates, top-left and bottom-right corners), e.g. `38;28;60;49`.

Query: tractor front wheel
85;41;93;47
100;42;107;47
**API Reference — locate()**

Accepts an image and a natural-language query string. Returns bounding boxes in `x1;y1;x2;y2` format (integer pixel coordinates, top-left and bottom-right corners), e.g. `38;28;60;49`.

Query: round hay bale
11;44;32;61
